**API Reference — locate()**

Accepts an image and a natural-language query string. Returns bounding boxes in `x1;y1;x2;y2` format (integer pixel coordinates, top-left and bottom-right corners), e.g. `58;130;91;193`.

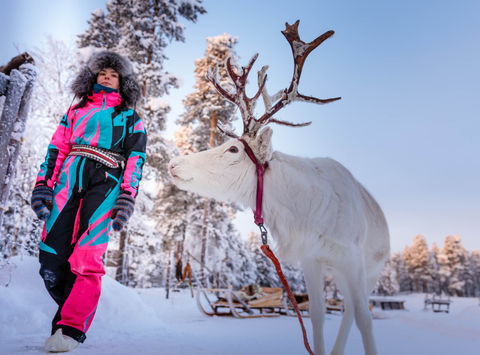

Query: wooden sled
326;298;344;313
283;295;344;316
283;293;310;317
196;285;283;318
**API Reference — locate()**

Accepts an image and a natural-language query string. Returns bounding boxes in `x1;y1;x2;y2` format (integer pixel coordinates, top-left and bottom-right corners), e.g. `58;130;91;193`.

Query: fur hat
71;51;141;107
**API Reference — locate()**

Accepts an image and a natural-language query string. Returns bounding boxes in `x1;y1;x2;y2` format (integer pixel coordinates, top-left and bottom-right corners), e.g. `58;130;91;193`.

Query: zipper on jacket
78;157;86;194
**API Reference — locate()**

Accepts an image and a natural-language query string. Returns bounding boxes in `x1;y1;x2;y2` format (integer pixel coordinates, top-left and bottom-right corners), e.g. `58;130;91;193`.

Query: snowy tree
172;34;242;285
438;235;469;296
205;212;256;289
78;0;206;182
244;232;305;293
178;34;238;150
402;235;434;292
470;250;480;296
374;259;400;296
429;242;441;294
246;232;278;288
122;187;165;288
390;252;410;292
77;8;119;49
77;0;206;285
400;246;414;292
1;38;74;258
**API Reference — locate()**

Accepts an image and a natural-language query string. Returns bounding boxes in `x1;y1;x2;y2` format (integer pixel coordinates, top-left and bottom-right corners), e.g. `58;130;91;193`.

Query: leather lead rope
239;138;315;355
260;244;315;355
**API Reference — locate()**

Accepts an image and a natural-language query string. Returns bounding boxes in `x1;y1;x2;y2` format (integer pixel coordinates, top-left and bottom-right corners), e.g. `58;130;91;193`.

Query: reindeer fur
169;127;390;355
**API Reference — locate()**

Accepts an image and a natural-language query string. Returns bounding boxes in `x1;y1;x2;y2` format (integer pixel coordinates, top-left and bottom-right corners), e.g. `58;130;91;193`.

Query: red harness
239;139;315;355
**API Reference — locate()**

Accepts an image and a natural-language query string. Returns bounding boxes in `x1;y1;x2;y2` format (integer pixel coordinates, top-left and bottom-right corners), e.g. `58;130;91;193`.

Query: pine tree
390;252;410;292
244;232;305;292
78;0;206;182
246;232;278;287
77;8;119;49
429;242;441;294
374;259;400;296
438;235;469;296
173;34;242;286
470;250;480;296
178;34;238;150
77;0;206;285
401;245;414;292
403;235;432;292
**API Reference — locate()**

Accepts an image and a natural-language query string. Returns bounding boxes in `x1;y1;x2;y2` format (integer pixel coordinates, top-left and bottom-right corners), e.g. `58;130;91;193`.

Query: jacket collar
87;89;122;107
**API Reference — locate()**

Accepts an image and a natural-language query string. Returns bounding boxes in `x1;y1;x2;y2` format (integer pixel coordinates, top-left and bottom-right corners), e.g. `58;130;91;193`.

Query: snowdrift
1;255;479;355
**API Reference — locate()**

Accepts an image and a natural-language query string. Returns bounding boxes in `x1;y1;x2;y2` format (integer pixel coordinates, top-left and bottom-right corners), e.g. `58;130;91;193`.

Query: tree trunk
0;68;35;230
165;248;172;299
116;229;129;284
199;111;216;286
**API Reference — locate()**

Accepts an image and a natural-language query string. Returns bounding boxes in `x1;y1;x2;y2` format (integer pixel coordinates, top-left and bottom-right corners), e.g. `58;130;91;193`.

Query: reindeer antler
206;20;341;138
206;55;267;137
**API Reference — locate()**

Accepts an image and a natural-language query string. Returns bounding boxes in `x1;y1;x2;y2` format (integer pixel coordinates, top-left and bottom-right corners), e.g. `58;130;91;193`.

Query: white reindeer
169;21;389;355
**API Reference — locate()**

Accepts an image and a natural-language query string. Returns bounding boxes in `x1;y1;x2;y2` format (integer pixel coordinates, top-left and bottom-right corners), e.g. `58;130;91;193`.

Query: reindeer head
169;20;340;204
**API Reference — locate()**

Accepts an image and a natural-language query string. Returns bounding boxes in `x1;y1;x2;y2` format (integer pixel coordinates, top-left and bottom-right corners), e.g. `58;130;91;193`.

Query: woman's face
97;68;119;90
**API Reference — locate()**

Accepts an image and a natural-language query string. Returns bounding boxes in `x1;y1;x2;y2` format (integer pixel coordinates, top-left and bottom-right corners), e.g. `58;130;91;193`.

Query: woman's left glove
31;183;53;221
111;191;135;231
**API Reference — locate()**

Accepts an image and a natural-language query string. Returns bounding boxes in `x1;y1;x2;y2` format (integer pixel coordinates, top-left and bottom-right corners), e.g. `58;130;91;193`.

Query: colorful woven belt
69;145;125;169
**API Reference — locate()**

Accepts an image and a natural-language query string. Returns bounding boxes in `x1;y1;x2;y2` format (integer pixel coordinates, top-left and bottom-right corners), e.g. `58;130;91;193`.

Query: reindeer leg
329;272;354;355
301;259;326;355
348;256;378;355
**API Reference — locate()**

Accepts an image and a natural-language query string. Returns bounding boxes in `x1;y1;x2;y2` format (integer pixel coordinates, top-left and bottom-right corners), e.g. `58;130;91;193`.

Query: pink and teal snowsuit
36;88;146;342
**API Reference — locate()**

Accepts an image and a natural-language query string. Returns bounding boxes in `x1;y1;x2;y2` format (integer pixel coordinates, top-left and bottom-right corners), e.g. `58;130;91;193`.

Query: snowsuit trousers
39;155;122;343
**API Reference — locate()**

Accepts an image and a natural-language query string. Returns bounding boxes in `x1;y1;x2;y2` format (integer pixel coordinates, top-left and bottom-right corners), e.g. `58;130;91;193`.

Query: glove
111;191;135;231
31;183;53;221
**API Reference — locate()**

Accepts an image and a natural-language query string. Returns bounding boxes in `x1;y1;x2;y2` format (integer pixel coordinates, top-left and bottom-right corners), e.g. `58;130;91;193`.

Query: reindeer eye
228;146;239;153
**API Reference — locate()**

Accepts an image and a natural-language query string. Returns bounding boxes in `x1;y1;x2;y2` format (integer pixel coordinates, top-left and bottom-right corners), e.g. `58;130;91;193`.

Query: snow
146;97;170;112
1;256;479;355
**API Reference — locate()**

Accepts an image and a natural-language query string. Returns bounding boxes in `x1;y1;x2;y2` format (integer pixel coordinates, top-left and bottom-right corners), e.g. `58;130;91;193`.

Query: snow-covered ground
1;256;479;355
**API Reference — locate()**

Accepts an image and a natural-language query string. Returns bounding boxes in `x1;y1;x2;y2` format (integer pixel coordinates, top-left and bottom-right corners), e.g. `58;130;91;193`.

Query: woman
30;51;147;352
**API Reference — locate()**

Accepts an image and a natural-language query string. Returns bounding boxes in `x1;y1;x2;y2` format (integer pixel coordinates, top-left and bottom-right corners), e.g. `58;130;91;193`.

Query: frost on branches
77;0;206;183
159;34;259;289
178;34;239;150
0;56;38;256
77;0;206;287
402;235;434;293
375;234;480;297
374;259;399;296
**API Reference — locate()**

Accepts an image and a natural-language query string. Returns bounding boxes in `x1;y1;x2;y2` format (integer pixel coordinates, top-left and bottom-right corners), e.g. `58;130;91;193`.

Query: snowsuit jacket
36;89;147;197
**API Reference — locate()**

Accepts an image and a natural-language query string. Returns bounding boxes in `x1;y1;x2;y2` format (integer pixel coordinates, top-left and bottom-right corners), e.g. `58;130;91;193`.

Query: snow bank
1;256;479;355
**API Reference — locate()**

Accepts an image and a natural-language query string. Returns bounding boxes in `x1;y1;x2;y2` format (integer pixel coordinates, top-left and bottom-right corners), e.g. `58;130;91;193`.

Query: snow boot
45;329;79;353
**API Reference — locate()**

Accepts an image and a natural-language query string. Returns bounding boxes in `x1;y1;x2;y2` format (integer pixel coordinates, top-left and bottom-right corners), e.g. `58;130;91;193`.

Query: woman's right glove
111;191;135;232
31;183;53;221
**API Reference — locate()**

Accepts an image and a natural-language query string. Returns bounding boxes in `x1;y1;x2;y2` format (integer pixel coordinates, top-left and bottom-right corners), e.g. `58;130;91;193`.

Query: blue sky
1;0;479;253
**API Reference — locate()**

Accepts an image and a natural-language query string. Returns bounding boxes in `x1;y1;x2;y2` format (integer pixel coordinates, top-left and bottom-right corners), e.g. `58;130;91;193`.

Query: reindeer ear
255;127;273;163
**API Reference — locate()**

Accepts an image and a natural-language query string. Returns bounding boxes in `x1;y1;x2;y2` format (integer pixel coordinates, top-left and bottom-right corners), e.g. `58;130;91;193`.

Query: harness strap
240;138;315;355
69;145;125;169
239;139;268;225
